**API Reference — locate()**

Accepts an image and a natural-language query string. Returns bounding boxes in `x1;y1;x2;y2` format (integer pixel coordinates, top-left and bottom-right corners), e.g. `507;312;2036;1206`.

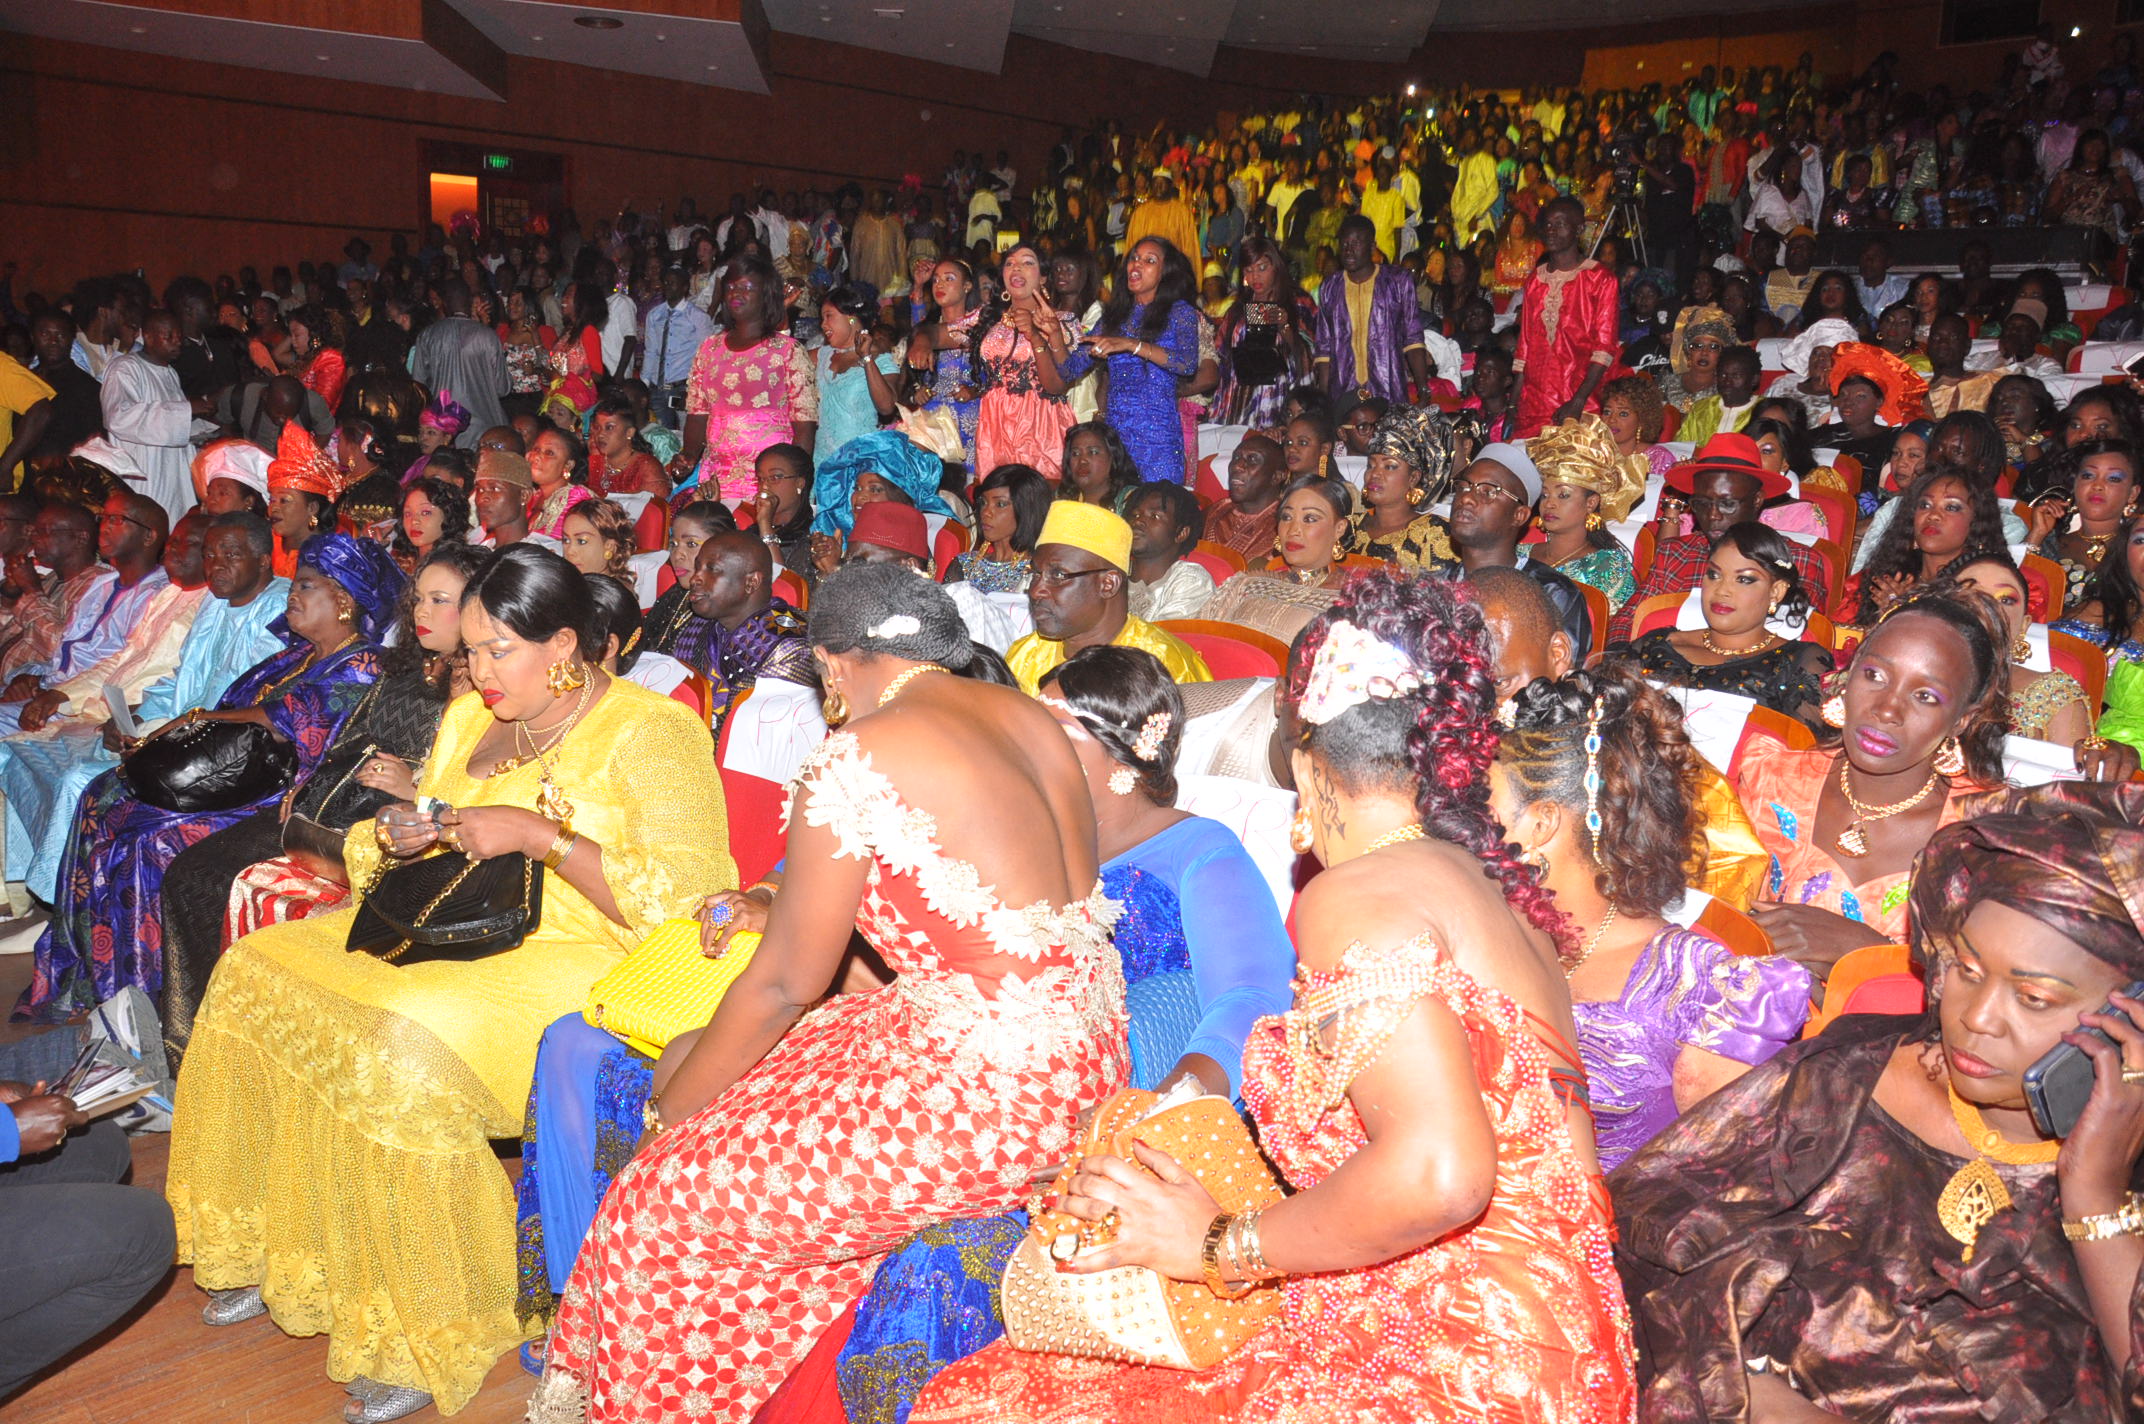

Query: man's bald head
263;375;306;423
122;492;169;541
688;529;773;627
1467;566;1572;703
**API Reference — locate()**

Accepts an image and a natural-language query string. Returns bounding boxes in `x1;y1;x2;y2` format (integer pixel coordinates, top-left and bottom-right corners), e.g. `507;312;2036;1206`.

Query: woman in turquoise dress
815;286;901;467
1528;412;1645;607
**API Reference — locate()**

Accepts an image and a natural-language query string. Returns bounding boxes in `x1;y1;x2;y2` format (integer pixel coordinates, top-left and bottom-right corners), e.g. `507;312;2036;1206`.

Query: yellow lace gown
165;681;733;1414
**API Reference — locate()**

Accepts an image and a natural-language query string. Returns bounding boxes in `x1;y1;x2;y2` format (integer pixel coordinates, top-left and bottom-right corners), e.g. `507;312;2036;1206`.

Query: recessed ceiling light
129;23;147;33
706;62;719;69
531;33;544;41
655;32;667;40
315;53;330;61
573;14;624;29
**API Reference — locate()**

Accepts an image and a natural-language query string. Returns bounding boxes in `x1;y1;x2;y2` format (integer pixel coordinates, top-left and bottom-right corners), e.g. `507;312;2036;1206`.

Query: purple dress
1313;264;1425;405
1573;925;1812;1172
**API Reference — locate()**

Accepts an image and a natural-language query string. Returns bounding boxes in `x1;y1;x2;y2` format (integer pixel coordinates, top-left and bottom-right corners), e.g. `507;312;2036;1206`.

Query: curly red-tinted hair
1290;566;1576;958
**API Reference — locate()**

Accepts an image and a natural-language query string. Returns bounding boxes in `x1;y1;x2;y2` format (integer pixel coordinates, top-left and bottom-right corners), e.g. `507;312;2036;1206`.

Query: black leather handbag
345;850;544;966
120;719;297;814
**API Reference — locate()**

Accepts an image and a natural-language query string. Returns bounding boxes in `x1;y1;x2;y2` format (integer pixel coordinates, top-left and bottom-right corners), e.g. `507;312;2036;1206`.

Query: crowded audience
5;35;2144;1424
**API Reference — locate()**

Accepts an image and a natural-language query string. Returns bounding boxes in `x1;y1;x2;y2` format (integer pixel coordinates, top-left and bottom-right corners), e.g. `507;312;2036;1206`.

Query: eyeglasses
1031;565;1113;590
98;513;160;534
1451;478;1522;504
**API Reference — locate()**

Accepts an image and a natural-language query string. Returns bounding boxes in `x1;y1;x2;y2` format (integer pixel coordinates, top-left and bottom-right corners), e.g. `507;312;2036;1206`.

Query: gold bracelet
543;826;579;871
1201;1213;1255;1299
640;1093;665;1135
2064;1193;2144;1242
744;878;780;900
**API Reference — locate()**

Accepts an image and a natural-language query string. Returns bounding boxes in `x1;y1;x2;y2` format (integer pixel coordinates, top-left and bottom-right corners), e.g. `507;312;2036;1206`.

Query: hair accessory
1298;620;1421;726
1581;697;1605;858
1131;711;1171;762
867;614;922;639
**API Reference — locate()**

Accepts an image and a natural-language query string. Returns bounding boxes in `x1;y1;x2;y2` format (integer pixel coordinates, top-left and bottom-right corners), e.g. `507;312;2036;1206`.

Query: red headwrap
1827;342;1928;427
268;423;344;500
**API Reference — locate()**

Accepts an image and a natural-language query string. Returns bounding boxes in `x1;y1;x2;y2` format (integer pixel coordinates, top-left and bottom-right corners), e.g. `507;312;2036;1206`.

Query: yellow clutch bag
581;918;761;1057
1000;1087;1285;1371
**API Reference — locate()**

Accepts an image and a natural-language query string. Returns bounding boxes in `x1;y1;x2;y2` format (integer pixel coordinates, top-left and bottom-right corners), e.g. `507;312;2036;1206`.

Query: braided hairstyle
1499;663;1703;920
1288;567;1575;957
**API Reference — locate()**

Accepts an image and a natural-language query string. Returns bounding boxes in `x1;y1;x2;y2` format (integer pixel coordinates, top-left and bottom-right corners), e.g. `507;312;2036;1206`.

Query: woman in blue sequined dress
780;645;1296;1424
908;257;984;469
1056;238;1203;486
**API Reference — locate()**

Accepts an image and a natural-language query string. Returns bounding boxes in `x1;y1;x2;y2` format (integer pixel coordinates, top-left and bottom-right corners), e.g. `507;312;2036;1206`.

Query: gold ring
1083;1207;1121;1248
2122;1068;2144;1085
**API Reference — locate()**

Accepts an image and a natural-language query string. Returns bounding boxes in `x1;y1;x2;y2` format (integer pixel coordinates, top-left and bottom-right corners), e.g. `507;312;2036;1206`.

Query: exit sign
483;154;513;172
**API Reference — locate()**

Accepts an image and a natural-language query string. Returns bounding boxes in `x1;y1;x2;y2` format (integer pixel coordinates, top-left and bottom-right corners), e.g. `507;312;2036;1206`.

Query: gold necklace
1699;628;1776;659
1564;904;1619;976
1291;563;1332;586
1938;1081;2059;1262
1359;822;1426;856
1834;759;1941;857
2084;531;2116;565
249;632;359;705
487;677;594;779
877;662;948;708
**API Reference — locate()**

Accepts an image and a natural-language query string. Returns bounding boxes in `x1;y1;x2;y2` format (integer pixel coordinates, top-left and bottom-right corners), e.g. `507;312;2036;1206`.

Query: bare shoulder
1291;840;1492;973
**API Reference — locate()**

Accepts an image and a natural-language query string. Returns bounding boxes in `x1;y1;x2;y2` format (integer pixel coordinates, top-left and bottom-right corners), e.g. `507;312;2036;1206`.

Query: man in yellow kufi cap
1004;502;1212;695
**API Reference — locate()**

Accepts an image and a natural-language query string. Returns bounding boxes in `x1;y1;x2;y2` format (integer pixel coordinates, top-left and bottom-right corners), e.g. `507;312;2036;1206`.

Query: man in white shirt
596;258;640;376
1966;303;2065;378
666;198;702;255
99;311;201;523
1124;483;1216;623
640;267;715;431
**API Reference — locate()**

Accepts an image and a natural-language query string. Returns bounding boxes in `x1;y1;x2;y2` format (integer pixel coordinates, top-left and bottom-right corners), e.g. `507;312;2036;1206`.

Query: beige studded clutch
1000;1088;1284;1370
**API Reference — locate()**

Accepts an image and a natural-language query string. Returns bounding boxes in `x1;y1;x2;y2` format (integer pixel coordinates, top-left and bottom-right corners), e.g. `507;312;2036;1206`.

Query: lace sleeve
1286;935;1449;1115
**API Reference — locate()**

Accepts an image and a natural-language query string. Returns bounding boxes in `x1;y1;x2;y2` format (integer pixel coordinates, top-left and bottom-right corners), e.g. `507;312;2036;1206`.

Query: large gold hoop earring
822;686;850;727
1288;808;1314;855
1933;735;1966;778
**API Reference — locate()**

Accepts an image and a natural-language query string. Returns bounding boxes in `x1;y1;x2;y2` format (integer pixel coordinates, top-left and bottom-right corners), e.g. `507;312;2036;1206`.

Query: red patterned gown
527;732;1128;1422
911;933;1638;1424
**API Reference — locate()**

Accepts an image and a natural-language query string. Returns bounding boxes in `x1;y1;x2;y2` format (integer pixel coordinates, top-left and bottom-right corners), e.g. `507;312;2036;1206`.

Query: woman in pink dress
975;244;1076;479
677;254;819;502
911;569;1635;1424
526;565;1123;1422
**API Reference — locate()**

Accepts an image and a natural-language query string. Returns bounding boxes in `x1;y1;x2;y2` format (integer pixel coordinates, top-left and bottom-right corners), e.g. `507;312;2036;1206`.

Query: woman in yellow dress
165;545;733;1423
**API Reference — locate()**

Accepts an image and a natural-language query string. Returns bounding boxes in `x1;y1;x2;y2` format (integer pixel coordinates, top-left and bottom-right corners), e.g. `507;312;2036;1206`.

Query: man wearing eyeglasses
0;493;169;738
0;501;103;684
1445;443;1593;655
1005;502;1211;696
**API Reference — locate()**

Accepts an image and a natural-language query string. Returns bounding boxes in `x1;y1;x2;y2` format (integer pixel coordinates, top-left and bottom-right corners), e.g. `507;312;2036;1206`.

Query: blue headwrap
811;431;955;536
280;533;408;644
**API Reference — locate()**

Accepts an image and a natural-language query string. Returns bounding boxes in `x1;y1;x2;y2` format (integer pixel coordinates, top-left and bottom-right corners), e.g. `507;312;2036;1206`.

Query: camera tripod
1591;192;1649;267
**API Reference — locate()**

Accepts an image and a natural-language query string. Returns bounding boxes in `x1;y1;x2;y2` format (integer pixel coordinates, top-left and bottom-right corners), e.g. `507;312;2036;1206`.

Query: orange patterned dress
911;933;1638;1424
527;733;1127;1422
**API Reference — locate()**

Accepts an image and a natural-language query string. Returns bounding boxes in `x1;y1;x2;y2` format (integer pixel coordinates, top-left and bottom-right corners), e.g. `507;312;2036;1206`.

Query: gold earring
1408;484;1427;503
1288;808;1314;855
1522;846;1549;879
1821;693;1846;728
822;686;850;727
1766;597;1780;613
1108;766;1137;796
1933;735;1966;778
546;659;587;696
2013;632;2032;662
1585;512;1605;530
337;607;354;624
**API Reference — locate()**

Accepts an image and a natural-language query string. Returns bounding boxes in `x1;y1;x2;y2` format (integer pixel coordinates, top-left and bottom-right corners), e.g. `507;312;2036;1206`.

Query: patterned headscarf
268;423;344;500
1911;782;2144;980
1526;414;1648;522
1669;305;1735;377
1367;405;1458;503
811;430;955;536
420;388;472;436
285;532;408;644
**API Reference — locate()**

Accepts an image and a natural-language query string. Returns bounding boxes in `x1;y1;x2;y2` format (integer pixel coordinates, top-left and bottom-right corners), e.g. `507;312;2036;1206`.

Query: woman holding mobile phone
1614;779;2144;1424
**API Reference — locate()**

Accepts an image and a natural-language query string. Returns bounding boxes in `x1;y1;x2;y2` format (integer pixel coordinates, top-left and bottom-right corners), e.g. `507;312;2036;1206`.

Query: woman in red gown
912;569;1636;1424
526;564;1124;1422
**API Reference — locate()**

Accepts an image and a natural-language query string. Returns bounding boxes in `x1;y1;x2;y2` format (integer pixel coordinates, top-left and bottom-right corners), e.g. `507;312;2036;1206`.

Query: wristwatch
2063;1193;2144;1242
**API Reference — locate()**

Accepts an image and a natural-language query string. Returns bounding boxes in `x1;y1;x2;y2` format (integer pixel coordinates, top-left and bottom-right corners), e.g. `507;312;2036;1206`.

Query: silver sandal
341;1379;432;1423
201;1286;266;1326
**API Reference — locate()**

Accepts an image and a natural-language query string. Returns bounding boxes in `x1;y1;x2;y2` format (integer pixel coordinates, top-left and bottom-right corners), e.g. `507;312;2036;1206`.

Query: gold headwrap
1669;304;1735;377
1525;414;1647;522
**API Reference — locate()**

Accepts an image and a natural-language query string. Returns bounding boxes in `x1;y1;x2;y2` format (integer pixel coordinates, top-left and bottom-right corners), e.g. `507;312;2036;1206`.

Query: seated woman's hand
2058;990;2144;1215
696;891;766;956
2075;736;2140;784
1867;570;1916;611
1048;1141;1219;1282
373;802;440;859
1748;902;1889;976
354;752;420;801
437;804;552;861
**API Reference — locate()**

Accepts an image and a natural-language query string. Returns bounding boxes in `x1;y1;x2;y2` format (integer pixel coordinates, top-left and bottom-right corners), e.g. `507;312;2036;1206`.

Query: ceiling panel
0;0;502;97
758;0;1012;72
448;0;768;90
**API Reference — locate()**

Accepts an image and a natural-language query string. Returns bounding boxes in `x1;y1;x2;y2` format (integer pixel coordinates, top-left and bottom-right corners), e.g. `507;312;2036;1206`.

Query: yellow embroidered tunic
165;681;732;1414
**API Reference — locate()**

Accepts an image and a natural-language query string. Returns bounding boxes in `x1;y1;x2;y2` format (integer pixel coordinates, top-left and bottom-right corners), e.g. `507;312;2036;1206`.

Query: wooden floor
0;953;538;1424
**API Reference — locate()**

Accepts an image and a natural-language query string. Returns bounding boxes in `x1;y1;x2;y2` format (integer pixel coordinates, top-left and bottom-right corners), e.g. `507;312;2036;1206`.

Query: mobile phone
2123;351;2144;379
2023;979;2144;1138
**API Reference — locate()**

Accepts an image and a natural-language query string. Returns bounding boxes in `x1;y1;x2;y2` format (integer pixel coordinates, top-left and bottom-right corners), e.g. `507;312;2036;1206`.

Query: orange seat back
773;568;810;611
713;685;790;886
1575;580;1609;662
1804;942;1924;1038
1634;522;1659;581
2049;626;2109;712
1154;618;1289;678
2021;552;2066;622
1694;896;1774;958
1628;589;1687;639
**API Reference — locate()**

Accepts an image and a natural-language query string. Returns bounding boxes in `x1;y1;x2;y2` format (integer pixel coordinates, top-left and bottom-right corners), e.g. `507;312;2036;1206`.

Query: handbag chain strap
375;854;533;964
